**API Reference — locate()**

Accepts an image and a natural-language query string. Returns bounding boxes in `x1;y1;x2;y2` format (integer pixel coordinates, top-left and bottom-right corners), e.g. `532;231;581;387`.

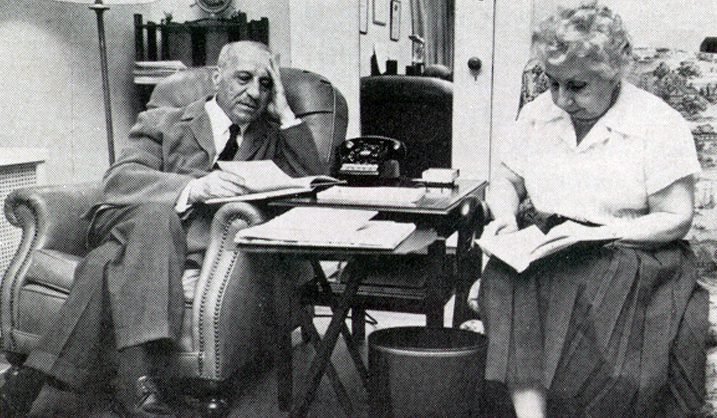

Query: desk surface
271;179;486;216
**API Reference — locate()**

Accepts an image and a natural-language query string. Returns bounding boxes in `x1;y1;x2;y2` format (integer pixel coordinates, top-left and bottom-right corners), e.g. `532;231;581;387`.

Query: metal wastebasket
368;326;487;418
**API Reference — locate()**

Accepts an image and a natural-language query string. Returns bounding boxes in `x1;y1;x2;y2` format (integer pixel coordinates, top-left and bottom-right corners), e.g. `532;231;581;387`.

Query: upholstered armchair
360;75;453;179
1;66;347;414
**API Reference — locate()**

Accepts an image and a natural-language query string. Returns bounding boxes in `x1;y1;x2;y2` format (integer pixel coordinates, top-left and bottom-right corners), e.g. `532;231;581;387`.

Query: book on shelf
204;160;345;204
235;207;417;250
133;60;188;84
316;186;426;205
476;220;619;273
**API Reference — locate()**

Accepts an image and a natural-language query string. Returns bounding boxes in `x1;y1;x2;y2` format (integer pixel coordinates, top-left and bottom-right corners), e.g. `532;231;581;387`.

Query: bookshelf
133;13;269;107
134;13;269;67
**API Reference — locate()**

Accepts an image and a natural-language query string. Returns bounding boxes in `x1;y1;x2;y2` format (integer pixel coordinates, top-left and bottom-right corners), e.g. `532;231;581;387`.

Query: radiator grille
0;163;37;277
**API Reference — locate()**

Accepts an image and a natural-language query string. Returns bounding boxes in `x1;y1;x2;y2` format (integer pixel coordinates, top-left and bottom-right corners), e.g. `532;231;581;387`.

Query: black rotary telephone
335;136;406;183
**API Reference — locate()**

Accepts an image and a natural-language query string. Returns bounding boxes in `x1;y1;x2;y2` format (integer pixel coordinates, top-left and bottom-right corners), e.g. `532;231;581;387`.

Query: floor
13;303;513;418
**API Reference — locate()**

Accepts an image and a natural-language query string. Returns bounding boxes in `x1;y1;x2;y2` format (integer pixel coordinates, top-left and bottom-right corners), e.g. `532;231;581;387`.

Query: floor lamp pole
89;1;115;165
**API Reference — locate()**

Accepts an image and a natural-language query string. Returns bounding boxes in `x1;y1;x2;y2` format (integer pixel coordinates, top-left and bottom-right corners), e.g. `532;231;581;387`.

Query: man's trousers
24;203;198;389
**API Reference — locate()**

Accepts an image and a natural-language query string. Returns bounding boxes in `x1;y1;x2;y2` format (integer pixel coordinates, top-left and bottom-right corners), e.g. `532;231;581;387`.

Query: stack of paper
235;207;416;249
316;186;426;205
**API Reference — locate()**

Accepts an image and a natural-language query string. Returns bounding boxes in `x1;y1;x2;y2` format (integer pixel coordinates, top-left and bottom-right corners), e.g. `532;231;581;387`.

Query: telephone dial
335;136;406;183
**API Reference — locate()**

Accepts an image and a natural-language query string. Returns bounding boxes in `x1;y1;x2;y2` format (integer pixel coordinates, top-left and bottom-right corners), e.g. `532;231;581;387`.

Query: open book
205;160;345;204
235;207;417;250
476;220;619;273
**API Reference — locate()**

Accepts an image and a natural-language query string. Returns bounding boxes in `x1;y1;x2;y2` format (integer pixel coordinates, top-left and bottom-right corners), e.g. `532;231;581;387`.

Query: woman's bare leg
511;386;547;418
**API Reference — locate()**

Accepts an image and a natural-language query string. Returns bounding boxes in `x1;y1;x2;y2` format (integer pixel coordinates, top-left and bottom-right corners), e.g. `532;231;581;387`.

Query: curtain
410;0;455;69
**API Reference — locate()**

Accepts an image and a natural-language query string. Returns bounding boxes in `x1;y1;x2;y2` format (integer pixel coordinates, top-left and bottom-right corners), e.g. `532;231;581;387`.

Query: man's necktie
217;124;240;161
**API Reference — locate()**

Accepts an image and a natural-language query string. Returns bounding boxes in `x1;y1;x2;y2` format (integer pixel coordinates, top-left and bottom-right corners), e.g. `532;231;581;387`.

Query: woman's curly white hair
532;1;632;80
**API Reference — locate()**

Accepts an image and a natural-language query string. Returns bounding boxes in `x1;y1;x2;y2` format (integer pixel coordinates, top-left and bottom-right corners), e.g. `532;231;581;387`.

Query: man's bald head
213;41;275;125
217;41;272;71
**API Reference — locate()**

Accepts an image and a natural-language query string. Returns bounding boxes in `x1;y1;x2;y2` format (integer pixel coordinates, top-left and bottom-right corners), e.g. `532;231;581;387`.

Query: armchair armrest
199;201;268;278
4;182;102;257
190;201;271;380
2;182;102;353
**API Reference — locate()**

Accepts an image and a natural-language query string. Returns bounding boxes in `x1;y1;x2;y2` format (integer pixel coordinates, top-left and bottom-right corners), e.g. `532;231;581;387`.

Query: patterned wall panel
0;163;38;278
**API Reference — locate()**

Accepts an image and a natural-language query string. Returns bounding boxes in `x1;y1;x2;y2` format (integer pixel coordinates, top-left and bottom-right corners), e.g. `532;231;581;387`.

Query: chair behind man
360;75;453;179
1;66;347;416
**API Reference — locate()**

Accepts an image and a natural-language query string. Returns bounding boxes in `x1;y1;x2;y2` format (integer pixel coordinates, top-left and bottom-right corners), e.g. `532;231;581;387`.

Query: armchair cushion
25;249;81;293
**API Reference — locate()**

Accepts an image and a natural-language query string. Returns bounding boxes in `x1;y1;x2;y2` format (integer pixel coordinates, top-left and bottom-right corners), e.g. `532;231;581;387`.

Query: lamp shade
51;0;158;4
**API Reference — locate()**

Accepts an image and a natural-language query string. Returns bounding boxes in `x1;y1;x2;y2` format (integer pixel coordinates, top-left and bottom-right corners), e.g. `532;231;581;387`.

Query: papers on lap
235;207;417;249
205;160;345;204
476;220;619;273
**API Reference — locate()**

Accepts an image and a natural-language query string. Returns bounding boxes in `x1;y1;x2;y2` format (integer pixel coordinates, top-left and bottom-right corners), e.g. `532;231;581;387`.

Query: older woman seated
470;2;708;417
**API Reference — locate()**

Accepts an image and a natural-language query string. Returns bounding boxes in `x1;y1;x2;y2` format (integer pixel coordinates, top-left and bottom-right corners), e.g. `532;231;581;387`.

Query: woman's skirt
478;241;708;417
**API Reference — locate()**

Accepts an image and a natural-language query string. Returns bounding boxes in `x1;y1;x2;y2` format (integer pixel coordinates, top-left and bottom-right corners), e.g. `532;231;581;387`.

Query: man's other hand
187;171;247;203
265;57;299;126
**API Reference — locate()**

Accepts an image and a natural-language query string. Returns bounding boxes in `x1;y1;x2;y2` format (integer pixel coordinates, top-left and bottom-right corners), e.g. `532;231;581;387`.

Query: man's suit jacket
88;98;324;260
101;98;324;208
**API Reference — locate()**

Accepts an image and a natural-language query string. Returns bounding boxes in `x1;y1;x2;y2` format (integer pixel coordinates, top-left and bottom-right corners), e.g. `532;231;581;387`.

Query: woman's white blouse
501;82;701;225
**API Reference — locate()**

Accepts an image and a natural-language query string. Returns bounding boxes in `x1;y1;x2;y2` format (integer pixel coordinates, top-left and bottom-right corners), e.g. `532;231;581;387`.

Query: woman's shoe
111;375;177;418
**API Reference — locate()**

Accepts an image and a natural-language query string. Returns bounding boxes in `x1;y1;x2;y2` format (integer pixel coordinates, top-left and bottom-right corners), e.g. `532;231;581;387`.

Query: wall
288;0;360;137
2;0;712;185
0;1;134;183
359;0;414;77
0;0;357;184
490;0;533;180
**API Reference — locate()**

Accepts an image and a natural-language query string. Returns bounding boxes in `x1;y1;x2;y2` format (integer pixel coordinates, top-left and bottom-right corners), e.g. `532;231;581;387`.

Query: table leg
311;260;370;388
425;240;447;328
275;256;294;412
453;245;483;327
351;306;366;342
291;262;364;418
453;195;485;327
339;324;370;389
299;307;354;416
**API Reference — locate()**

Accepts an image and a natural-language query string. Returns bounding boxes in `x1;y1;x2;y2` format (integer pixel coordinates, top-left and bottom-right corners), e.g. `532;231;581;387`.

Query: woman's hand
483;215;519;237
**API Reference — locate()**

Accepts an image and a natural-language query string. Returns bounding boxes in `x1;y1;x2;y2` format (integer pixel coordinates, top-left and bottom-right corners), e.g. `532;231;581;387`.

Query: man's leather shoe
112;375;177;418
